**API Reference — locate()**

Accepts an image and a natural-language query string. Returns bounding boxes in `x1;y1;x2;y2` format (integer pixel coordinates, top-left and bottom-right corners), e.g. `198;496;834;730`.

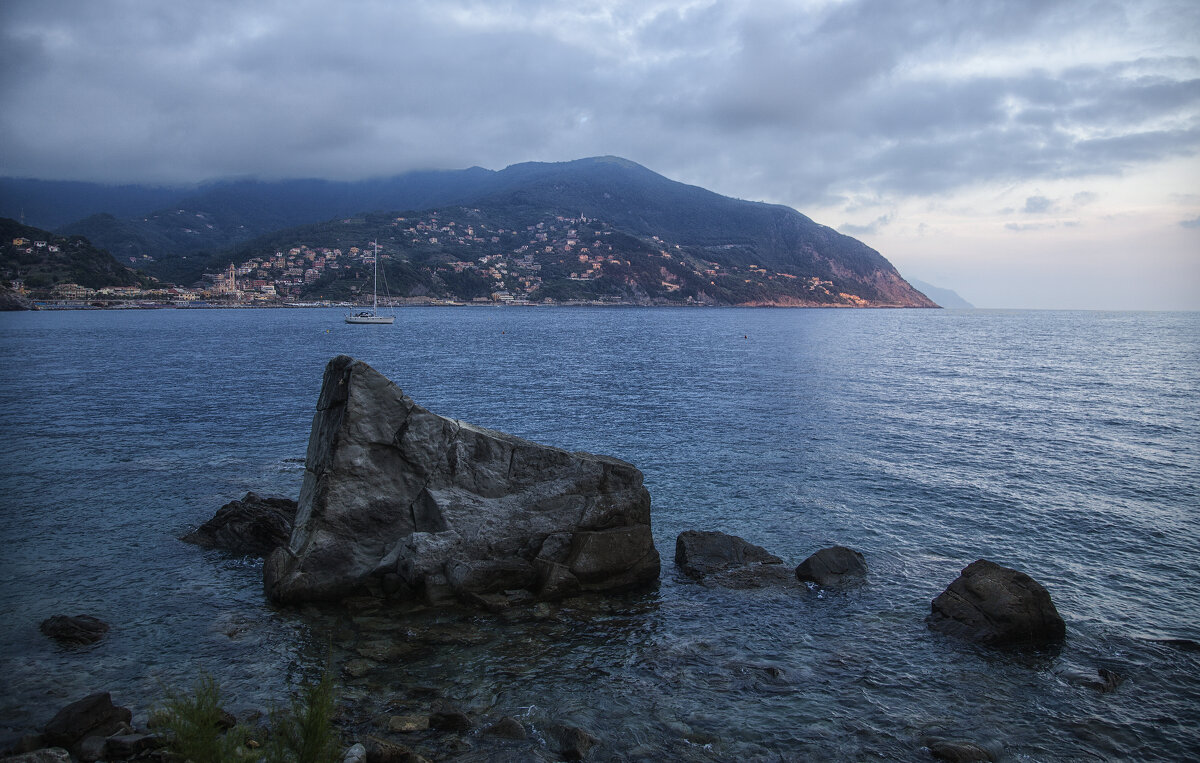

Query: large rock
926;560;1065;646
795;545;867;587
674;530;783;579
181;491;298;557
41;692;132;750
263;356;660;605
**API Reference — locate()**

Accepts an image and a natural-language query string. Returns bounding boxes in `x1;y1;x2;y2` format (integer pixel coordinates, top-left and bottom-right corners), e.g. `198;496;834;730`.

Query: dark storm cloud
0;0;1197;206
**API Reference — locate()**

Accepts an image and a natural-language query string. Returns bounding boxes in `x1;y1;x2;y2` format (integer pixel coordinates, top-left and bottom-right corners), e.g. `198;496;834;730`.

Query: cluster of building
8;211;851;308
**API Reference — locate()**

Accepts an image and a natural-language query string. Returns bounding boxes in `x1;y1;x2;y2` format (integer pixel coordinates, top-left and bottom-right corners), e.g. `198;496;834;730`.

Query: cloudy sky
2;0;1198;308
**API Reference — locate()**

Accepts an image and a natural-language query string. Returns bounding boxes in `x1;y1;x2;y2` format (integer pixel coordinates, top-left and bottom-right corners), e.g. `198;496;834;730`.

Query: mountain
0;218;153;291
2;157;935;307
908;279;973;309
0;179;186;230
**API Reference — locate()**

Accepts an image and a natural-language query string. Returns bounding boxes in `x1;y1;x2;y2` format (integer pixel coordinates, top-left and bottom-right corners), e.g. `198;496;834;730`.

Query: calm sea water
1;307;1198;760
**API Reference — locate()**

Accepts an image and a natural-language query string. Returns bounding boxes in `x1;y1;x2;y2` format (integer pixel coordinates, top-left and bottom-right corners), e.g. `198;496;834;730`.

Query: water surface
1;307;1197;760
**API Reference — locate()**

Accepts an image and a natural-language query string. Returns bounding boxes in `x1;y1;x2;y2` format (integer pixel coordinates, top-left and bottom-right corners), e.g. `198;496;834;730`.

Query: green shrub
157;672;247;763
264;666;341;763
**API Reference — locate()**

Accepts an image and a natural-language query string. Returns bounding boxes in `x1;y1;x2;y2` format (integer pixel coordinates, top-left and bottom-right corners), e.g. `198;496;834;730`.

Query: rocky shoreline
6;356;1080;763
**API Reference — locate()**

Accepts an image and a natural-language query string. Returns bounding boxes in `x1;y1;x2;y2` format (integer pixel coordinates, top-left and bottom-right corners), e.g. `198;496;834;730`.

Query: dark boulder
39;615;109;646
674;530;783;579
926;560;1065;646
795;546;867;587
428;702;472;733
263;356;659;606
555;725;599;761
42;692;132;750
364;737;427;763
483;716;527;739
181;492;297;557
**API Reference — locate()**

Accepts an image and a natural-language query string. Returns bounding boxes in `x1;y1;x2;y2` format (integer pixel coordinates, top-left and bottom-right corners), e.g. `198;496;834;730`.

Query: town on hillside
4;209;859;308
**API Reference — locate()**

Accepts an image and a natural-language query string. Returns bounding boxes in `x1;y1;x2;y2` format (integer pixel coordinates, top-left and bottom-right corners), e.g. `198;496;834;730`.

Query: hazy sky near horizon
2;0;1198;309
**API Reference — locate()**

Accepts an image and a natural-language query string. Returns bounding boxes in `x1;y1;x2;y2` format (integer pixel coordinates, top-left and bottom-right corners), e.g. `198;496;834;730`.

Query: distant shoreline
21;300;940;311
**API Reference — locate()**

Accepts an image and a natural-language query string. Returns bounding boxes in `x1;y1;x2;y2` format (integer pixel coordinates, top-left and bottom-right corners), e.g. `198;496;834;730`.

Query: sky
2;0;1198;309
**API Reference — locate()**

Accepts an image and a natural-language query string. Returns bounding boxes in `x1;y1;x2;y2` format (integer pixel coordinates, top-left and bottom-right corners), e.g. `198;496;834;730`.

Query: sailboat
345;242;394;324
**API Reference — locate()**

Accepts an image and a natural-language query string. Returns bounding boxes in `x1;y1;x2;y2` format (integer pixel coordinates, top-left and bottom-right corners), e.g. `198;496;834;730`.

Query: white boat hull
345;314;394;324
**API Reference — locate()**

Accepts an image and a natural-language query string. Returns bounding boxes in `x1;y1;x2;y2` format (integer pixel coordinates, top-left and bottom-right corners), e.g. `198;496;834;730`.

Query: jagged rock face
264;355;660;606
926;559;1066;646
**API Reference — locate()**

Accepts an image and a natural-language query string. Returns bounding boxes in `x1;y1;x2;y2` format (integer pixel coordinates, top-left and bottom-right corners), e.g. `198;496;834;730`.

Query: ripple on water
1;308;1197;760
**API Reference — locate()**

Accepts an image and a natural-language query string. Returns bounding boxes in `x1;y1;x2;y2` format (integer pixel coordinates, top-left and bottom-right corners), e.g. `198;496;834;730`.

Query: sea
1;307;1197;761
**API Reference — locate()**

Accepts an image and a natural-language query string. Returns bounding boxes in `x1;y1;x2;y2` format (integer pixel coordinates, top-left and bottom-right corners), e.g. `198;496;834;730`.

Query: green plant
265;666;341;763
157;672;247;763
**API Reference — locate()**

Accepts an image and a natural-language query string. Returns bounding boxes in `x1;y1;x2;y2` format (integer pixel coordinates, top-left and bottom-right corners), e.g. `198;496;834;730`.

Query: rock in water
263;356;659;605
39;615;109;646
674;530;783;578
41;692;132;751
795;546;867;587
926;560;1065;646
181;492;298;557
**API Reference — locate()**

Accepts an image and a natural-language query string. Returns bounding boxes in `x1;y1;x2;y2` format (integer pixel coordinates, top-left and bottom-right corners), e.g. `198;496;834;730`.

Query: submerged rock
182;492;298;557
555;726;599;761
263;356;659;606
39;615;109;646
795;545;867;587
922;736;998;762
483;716;527;739
926;560;1065;646
674;530;783;579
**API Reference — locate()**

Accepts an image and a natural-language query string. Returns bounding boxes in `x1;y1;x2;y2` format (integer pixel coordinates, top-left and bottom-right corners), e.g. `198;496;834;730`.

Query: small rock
39;615;109;646
364;736;428;763
795;546;867;587
75;736;106;763
386;715;429;733
674;530;783;579
1058;667;1122;693
342;742;367;763
342;659;377;679
922;736;997;762
0;750;72;763
42;692;133;750
181;492;297;557
926;559;1065;646
483;716;527;739
556;726;599;761
428;703;471;734
104;733;163;759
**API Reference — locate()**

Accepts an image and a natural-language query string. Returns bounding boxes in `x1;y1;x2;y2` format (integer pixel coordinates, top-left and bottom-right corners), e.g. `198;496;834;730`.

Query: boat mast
373;242;378;313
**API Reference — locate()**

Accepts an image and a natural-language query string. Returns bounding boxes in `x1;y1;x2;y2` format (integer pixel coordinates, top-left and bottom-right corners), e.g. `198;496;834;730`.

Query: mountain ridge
0;157;935;307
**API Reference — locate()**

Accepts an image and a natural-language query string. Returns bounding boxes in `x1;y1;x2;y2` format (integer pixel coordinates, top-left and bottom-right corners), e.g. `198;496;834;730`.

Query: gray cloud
0;0;1196;210
1181;216;1200;228
839;214;892;235
1024;196;1055;214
